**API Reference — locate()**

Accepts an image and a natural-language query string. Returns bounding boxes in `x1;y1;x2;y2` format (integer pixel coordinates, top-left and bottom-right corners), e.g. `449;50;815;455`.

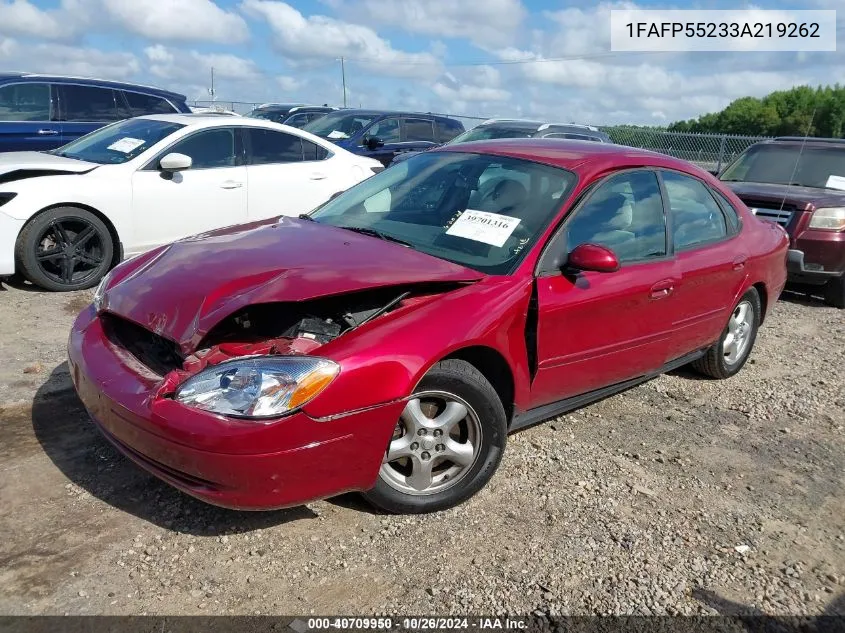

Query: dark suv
720;137;845;308
388;118;611;166
301;109;465;166
0;72;191;152
245;103;336;128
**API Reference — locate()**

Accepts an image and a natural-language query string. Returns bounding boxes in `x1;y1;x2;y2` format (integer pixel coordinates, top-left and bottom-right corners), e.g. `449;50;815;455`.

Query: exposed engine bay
102;283;466;382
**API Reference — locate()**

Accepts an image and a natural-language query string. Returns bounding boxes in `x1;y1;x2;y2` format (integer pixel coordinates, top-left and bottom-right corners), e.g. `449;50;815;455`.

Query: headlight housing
174;356;340;419
92;270;113;312
0;192;17;208
809;207;845;231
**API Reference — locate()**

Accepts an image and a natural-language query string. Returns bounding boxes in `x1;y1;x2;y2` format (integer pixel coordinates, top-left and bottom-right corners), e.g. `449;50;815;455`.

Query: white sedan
0;114;384;291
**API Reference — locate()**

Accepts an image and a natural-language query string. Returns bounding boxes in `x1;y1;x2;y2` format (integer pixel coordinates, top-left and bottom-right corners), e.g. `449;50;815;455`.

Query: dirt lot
0;280;842;617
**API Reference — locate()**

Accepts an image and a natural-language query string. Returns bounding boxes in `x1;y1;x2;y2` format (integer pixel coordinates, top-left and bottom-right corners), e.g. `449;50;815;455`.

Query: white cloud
0;0;89;40
0;38;140;79
432;66;509;104
144;45;261;82
103;0;249;44
240;0;441;79
277;76;302;92
335;0;526;48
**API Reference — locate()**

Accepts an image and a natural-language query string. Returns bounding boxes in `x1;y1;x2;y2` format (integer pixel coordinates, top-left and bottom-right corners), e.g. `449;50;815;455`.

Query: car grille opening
101;313;185;376
744;200;795;228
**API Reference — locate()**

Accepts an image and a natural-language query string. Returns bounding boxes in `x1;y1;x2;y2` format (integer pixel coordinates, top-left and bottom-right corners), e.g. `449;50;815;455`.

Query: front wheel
15;207;114;292
691;287;761;379
362;359;507;514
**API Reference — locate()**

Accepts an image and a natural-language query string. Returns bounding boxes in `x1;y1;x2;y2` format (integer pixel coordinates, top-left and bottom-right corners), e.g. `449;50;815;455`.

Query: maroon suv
720;137;845;308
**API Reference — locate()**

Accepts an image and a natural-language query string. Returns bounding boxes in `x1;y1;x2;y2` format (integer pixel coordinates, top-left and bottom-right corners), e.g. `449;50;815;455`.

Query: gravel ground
0;280;843;617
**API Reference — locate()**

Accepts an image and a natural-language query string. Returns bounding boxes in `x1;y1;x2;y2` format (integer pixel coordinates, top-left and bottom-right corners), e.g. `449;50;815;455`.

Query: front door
360;117;403;166
0;82;62;151
531;170;680;407
129;127;247;254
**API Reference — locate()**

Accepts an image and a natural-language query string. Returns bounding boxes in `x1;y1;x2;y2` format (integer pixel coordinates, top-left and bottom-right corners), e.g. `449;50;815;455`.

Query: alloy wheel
34;218;106;287
380;391;482;496
723;300;754;365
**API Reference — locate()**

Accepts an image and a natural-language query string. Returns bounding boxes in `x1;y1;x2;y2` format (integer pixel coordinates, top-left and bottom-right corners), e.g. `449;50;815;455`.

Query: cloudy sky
0;0;842;126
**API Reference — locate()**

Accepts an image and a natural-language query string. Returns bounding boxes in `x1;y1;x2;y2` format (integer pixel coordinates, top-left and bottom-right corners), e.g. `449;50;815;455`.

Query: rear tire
691;287;761;379
823;275;845;309
362;359;507;514
15;207;113;292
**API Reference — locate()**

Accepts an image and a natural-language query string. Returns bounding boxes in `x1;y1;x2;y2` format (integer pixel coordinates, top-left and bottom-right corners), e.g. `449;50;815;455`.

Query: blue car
301;109;465;167
0;72;191;152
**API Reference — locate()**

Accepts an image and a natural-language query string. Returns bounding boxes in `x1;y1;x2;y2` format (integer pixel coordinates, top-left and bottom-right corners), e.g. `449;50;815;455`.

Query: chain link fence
190;100;766;172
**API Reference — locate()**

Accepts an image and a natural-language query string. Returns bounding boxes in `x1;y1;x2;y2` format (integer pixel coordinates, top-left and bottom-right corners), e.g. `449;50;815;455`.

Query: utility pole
209;66;216;103
340;57;347;108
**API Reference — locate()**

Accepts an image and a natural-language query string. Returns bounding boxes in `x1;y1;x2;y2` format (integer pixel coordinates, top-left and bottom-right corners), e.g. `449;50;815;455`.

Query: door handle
220;181;243;189
649;279;676;300
732;257;747;271
309;172;328;180
36;129;58;136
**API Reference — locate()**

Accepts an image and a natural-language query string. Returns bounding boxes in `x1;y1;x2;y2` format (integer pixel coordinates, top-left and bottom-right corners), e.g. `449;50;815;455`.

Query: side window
0;83;52;121
123;91;177;116
60;85;121;122
302;139;329;161
403;118;435;142
167;128;235;169
565;171;666;263
247;128;303;164
662;171;728;250
366;118;400;144
437;119;464;143
712;189;742;234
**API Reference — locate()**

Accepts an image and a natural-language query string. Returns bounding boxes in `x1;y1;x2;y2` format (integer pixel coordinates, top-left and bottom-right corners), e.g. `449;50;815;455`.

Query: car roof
0;71;187;101
439;138;708;176
475;119;603;133
253;103;306;110
760;136;845;147
322;108;462;122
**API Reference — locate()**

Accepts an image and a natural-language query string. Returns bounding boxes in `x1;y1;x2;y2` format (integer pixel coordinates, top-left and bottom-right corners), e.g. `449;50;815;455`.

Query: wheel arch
18;202;123;268
441;345;516;425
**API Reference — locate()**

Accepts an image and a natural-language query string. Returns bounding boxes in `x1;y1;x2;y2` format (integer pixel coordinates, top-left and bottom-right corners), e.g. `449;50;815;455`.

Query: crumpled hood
101;216;484;353
0;151;99;179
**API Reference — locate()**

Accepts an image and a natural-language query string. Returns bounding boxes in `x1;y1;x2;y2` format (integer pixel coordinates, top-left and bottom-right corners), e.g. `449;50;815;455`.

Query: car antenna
779;106;817;213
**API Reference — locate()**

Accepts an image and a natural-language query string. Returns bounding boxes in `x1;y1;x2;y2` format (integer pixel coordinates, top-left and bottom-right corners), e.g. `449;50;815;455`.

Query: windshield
50;119;185;164
721;144;845;190
246;109;288;123
447;125;537;145
302;112;378;139
310;151;577;275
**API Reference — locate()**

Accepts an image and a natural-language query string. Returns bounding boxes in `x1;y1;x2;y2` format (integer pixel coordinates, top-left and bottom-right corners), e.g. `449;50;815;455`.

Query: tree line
667;85;845;138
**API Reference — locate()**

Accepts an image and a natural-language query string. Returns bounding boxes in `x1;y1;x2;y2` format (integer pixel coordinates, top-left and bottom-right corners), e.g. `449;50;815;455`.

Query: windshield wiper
298;213;314;221
340;226;412;247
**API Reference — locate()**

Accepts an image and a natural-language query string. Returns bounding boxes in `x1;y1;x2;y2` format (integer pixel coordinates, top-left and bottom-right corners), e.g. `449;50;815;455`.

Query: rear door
531;169;681;406
659;170;749;357
120;90;180;117
130;126;247;253
243;126;337;219
56;84;124;145
0;82;62;151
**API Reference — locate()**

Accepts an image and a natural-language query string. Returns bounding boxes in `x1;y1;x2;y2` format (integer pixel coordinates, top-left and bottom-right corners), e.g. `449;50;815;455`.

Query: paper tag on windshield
445;209;521;247
327;130;347;139
825;175;845;191
107;137;145;153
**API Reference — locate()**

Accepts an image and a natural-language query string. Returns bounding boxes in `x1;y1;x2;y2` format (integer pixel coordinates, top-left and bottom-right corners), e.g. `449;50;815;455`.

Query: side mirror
566;243;620;273
364;136;385;150
159;152;192;172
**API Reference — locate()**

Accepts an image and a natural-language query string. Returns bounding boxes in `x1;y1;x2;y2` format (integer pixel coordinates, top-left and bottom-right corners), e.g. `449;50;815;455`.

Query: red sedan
67;139;788;514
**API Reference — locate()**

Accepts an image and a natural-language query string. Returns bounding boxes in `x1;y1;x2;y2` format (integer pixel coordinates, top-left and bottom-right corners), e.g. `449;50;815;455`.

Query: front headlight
809;207;845;231
92;271;113;312
174;356;340;419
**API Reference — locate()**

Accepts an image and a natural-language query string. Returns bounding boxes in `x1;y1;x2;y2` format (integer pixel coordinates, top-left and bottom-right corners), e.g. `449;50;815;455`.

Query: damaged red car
68;140;788;514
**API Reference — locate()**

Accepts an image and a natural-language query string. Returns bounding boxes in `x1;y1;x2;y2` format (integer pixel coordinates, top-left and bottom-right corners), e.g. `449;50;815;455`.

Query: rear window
123;91;178;117
0;83;52;121
404;118;435;142
437;119;465;143
60;85;122;122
